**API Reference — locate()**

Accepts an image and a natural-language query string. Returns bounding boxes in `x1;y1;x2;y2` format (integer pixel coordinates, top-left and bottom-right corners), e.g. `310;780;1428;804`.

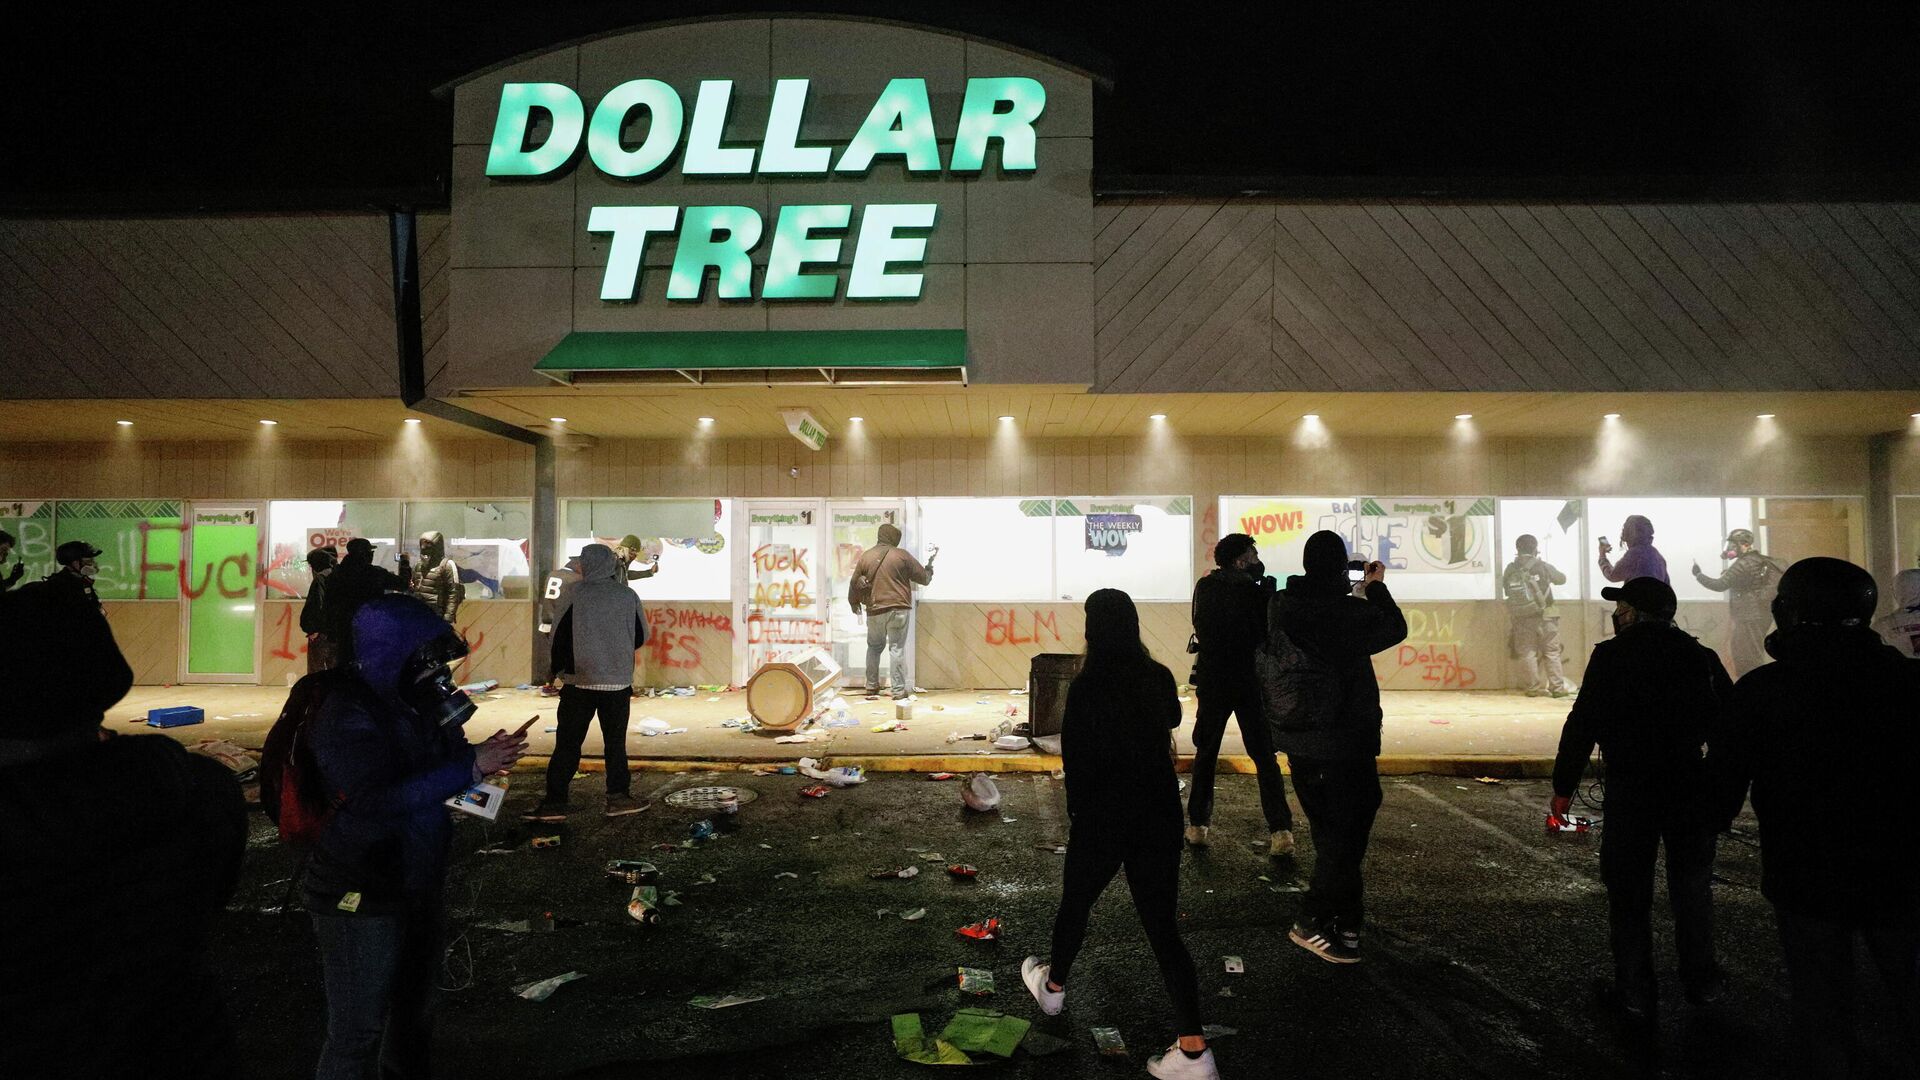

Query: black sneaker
521;801;571;823
1289;920;1361;965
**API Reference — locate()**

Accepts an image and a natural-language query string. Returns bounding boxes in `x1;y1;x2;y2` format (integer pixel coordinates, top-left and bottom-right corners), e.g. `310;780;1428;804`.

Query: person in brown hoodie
847;523;934;699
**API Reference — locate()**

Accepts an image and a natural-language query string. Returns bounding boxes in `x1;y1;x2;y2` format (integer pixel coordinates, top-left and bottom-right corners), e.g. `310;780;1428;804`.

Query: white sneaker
1021;956;1064;1015
1268;829;1296;857
1184;825;1211;847
1147;1044;1221;1079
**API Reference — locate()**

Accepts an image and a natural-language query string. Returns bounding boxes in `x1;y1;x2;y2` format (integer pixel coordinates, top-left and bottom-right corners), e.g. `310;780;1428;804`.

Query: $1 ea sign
1085;514;1142;556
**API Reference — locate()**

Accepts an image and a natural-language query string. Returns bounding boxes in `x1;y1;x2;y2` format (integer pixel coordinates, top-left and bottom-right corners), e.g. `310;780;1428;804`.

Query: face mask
399;635;476;727
80;565;100;580
1611;611;1629;635
1247;560;1265;580
1722;546;1742;560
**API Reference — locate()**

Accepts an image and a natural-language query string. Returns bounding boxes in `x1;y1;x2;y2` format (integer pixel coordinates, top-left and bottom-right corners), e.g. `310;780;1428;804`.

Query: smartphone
512;714;540;738
1598;536;1610;548
1348;568;1365;582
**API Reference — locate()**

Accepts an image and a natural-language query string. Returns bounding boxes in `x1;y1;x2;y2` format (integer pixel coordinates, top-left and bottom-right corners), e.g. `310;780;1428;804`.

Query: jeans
1288;755;1382;931
1512;615;1567;693
1188;670;1292;831
864;608;911;698
1048;823;1203;1037
1597;801;1718;1006
1775;910;1920;1079
311;905;442;1080
544;685;632;803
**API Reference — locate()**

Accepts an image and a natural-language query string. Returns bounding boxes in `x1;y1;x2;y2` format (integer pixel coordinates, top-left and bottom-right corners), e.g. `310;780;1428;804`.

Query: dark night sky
8;2;1918;209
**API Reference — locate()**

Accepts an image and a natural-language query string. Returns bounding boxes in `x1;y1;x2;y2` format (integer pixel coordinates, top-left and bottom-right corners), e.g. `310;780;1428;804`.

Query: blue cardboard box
147;706;205;728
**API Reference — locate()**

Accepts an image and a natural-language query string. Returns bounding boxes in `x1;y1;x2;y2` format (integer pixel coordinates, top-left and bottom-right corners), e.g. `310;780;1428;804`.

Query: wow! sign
486;77;1046;301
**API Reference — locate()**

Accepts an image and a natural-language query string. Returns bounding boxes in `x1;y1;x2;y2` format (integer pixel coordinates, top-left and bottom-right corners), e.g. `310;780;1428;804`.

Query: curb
514;753;1558;779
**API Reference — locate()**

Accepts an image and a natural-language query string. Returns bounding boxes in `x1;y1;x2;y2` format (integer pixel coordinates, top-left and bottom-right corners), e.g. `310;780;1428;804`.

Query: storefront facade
4;16;1919;694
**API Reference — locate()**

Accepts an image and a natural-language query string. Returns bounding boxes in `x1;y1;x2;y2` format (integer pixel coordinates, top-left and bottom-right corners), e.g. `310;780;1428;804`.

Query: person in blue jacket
304;594;526;1079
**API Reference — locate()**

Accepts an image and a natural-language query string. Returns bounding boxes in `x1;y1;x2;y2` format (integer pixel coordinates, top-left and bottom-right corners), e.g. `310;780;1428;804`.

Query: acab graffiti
750;544;814;609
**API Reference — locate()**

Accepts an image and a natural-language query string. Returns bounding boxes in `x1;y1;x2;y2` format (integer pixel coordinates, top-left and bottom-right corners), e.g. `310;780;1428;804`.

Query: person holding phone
1599;515;1669;586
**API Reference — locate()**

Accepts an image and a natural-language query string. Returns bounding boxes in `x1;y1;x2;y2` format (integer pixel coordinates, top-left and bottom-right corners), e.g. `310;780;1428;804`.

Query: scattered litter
513;971;586;1002
871;865;921;880
946;731;989;743
1092;1026;1128;1057
901;908;927;921
514;683;534;691
774;733;819;744
1008;688;1027;696
1223;956;1245;974
186;739;259;779
928;772;957;780
1031;735;1061;755
823;713;859;729
940;1007;1032;1058
1266;881;1305;894
947;864;979;879
773;871;799;880
798;758;866;786
687;820;717;842
870;719;902;733
531;835;562;849
918;852;946;861
664;786;753;811
706;696;720;703
957;967;995;994
1035;842;1067;854
1218;986;1234;997
759;843;774;850
690;872;719;887
628;886;662;925
955;917;1001;941
698;684;728;693
1429;718;1451;725
457;679;499;693
1475;776;1503;785
475;847;515;856
543;726;557;734
892;1013;973;1066
876;908;894;919
800;784;830;798
690;992;765;1009
993;735;1032;751
146;706;204;729
1204;1024;1239;1040
662;891;683;907
960;774;1001;812
778;766;798;774
605;860;660;884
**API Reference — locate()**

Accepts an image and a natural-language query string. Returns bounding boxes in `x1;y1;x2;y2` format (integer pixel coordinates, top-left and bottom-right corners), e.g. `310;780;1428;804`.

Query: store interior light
1302;413;1320;421
1454;413;1473;420
998;415;1015;422
403;417;421;425
115;419;133;427
549;417;567;424
849;416;864;423
1602;413;1621;420
259;419;278;426
1149;412;1167;421
1756;413;1775;419
697;416;715;425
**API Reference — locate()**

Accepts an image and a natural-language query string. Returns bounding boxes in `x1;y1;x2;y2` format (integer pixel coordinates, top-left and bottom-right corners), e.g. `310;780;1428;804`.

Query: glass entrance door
735;502;828;682
182;503;263;682
827;501;910;689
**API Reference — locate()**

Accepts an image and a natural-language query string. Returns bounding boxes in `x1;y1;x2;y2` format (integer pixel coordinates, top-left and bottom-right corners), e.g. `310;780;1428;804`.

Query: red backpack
260;670;345;844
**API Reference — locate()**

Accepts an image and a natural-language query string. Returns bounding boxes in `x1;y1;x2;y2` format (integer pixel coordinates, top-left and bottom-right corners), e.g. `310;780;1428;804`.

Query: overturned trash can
745;647;841;730
1027;653;1083;739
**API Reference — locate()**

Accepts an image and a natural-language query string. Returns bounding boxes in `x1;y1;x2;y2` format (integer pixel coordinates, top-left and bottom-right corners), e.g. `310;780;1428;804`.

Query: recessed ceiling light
849;416;864;423
1302;413;1320;421
1454;413;1473;420
1912;412;1920;419
1756;413;1775;419
1149;412;1167;421
998;415;1015;422
1602;413;1621;420
259;419;278;426
697;416;715;424
115;419;133;427
548;417;567;424
403;417;421;425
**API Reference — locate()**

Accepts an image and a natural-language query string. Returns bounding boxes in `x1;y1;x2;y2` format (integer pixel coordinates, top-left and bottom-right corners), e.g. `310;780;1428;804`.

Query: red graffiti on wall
644;608;730;671
269;604;305;661
1394;643;1478;688
134;521;301;600
984;608;1061;647
745;612;829;646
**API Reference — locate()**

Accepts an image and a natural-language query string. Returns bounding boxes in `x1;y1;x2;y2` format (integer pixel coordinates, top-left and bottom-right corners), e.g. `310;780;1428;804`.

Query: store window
1584;497;1727;602
266;501;400;597
916;498;1052;602
1495;498;1586;599
1219;496;1494;600
1054;497;1194;602
0;500;54;583
563;498;730;602
53;499;183;600
403;501;533;600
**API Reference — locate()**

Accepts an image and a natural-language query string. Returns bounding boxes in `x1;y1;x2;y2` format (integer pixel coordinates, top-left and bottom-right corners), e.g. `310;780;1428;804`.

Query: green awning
534;330;967;386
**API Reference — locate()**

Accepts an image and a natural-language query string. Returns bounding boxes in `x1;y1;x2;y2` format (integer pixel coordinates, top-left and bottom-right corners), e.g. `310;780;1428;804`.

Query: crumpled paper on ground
891;1013;971;1065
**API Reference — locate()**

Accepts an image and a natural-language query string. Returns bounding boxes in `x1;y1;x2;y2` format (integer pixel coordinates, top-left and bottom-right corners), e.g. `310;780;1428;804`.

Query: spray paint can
627;885;662;925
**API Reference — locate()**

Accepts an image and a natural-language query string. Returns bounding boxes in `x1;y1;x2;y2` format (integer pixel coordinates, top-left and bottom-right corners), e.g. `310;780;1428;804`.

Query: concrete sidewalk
109;683;1571;776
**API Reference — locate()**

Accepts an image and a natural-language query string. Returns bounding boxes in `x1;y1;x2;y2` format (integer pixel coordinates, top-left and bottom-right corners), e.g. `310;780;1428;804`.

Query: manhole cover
663;785;758;810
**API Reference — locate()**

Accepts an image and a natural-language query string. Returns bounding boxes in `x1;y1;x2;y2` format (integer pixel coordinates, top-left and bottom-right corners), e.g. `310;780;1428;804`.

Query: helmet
1725;528;1755;548
1772;557;1877;627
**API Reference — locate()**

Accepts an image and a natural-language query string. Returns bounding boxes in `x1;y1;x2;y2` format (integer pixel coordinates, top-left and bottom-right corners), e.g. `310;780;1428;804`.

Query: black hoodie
1268;574;1408;760
1723;624;1920;923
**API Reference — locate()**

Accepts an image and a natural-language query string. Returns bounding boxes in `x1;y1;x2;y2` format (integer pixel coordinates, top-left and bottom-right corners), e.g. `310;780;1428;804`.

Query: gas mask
398;632;476;728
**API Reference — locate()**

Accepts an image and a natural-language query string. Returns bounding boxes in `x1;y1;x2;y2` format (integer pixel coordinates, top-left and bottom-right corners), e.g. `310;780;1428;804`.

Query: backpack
259;670;346;845
1256;603;1342;741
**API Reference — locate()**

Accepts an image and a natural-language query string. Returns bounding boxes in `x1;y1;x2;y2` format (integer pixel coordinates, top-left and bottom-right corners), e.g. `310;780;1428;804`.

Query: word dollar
486;77;1047;301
